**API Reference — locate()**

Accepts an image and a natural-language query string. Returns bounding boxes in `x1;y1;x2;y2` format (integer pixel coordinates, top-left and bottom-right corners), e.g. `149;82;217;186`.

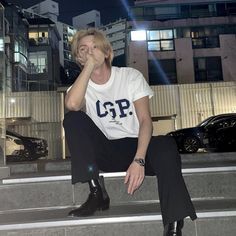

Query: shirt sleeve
128;68;154;102
66;85;72;93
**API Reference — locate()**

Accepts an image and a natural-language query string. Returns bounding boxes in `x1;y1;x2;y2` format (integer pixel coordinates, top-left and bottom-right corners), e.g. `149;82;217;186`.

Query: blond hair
71;28;114;68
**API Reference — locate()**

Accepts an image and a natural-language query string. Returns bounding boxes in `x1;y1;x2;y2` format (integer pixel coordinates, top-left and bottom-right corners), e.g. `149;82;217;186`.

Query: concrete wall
127;41;149;80
220;34;236;82
175;38;195;84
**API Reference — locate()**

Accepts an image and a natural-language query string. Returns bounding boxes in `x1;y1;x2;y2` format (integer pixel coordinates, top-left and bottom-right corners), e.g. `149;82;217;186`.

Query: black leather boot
68;176;110;217
163;220;184;236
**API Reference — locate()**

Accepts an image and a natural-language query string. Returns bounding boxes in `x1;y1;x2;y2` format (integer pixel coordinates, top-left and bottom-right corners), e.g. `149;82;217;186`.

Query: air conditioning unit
38;37;48;44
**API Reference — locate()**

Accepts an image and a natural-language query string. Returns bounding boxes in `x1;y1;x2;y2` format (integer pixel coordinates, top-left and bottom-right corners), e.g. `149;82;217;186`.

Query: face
77;35;108;67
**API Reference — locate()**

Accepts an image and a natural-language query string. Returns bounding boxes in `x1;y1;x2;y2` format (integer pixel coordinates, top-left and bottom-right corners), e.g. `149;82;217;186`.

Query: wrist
133;158;145;167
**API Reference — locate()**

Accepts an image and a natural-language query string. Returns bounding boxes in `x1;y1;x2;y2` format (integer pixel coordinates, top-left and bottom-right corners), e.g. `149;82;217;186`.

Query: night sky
7;0;135;25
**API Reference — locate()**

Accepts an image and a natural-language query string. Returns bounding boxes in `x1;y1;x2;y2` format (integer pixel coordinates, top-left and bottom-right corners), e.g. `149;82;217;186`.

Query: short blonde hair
71;28;114;68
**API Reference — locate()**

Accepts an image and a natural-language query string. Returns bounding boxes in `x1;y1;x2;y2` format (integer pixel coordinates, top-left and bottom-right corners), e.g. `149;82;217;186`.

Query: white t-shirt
69;66;153;140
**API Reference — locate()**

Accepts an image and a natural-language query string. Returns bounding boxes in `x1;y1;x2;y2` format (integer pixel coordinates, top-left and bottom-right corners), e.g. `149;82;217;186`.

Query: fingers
126;173;144;195
124;172;130;184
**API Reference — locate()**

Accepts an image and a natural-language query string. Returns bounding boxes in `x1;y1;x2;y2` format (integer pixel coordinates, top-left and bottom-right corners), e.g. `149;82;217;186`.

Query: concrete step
0;168;235;211
7;152;236;175
0;199;235;236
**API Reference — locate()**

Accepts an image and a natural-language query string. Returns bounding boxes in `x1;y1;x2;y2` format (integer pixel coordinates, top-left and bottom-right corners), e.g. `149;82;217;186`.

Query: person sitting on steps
63;28;197;236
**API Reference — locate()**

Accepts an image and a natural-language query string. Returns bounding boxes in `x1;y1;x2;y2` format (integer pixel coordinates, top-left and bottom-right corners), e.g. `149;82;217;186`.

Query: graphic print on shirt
96;99;133;124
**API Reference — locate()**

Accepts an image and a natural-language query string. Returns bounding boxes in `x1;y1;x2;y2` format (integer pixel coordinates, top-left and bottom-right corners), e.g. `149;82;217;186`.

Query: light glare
131;30;146;41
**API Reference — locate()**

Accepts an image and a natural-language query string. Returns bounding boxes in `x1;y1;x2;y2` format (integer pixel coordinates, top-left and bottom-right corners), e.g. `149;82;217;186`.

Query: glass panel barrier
0;4;7;169
0;3;64;173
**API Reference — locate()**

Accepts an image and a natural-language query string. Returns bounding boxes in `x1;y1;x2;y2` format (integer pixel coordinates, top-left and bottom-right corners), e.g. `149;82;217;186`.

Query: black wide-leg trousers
63;110;197;225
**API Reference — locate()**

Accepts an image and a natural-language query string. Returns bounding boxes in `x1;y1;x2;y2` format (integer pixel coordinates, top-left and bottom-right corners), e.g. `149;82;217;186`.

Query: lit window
161;40;174;50
148;41;160;51
0;38;4;51
147;31;160;40
147;29;175;51
29;32;38;39
160;30;173;39
29;51;47;74
39;32;48;38
131;30;147;41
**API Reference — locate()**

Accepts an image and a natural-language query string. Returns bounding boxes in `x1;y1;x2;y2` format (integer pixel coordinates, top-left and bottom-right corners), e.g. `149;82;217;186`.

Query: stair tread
0;199;235;226
7;152;236;176
5;164;236;182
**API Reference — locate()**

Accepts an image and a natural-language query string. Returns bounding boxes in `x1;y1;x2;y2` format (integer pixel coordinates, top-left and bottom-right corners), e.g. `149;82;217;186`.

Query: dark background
7;0;135;25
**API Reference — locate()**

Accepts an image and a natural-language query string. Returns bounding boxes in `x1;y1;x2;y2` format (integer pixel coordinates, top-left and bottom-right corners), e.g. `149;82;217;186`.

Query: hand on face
77;43;107;70
77;46;96;67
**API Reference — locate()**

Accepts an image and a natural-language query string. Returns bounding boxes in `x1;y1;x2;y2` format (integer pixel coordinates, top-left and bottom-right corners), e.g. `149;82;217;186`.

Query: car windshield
6;130;23;137
197;115;236;128
197;116;215;127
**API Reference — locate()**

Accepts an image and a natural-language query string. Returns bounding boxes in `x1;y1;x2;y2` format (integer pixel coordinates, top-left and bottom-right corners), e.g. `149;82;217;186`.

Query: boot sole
68;202;110;217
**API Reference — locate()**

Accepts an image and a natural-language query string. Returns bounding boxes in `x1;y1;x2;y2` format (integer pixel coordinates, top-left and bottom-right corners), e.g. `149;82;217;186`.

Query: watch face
134;158;145;166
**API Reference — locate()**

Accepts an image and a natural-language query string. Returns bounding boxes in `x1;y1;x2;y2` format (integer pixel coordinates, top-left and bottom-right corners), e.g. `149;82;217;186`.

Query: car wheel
182;136;200;153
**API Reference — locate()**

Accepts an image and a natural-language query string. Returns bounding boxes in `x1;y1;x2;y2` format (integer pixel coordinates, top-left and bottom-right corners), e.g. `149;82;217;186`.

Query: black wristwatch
134;158;145;167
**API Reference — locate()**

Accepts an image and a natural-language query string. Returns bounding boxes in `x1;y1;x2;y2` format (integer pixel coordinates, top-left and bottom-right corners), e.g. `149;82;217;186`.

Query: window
227;3;236;15
29;51;47;74
130;7;144;18
191;27;220;48
190;4;214;17
148;59;177;85
181;5;190;17
194;57;223;82
147;31;160;40
160;40;174;50
217;3;236;16
153;6;178;18
14;40;28;67
29;30;49;45
147;29;175;51
147;41;160;51
160;30;173;39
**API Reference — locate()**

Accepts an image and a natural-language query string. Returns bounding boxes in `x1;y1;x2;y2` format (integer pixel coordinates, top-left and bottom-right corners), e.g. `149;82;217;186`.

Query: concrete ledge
0;166;10;180
6;152;236;175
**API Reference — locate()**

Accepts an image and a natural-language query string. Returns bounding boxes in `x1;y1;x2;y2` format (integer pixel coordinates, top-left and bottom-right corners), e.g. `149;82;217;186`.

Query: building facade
100;19;127;66
26;0;59;23
127;0;236;84
72;10;101;29
4;3;28;92
27;17;61;91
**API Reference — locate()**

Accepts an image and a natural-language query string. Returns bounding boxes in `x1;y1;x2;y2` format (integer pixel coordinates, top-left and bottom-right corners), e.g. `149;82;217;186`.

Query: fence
150;81;236;130
0;81;235;159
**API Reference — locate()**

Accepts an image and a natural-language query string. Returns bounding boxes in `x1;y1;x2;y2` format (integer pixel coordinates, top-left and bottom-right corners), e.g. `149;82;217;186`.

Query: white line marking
0;211;235;231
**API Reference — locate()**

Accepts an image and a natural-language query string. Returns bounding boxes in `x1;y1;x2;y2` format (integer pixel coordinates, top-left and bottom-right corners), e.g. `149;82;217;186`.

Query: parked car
5;130;48;162
208;121;236;152
167;113;236;153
